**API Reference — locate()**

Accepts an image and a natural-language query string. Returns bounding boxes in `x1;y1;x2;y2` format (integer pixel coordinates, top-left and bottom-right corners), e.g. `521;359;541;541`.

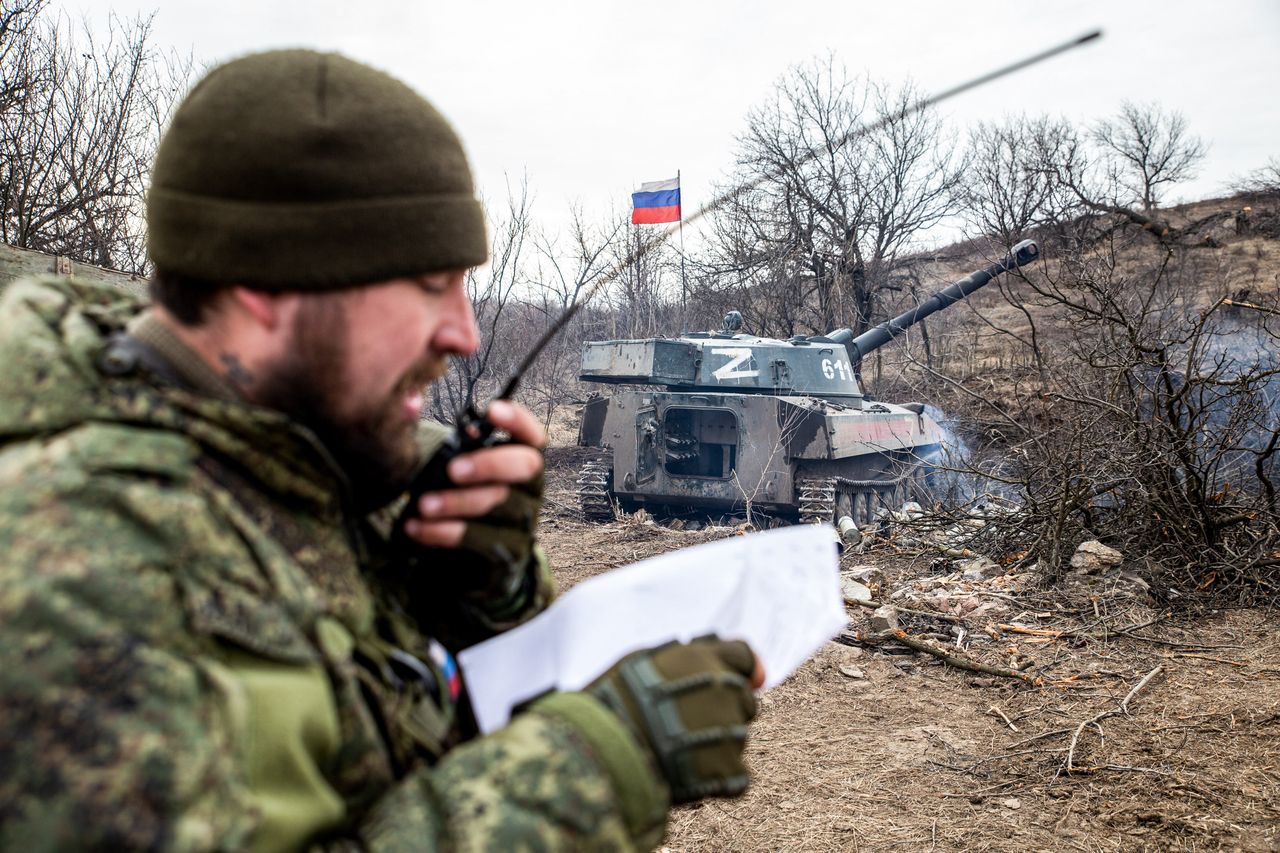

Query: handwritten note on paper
458;524;847;733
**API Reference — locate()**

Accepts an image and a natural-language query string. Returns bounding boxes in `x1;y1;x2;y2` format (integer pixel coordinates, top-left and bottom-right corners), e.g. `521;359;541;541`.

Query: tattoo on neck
220;353;254;389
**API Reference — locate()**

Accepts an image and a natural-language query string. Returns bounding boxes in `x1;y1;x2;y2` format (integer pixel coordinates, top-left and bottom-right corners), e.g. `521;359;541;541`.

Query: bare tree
605;212;684;340
424;191;631;437
0;0;46;113
698;55;962;356
521;205;625;430
429;181;534;423
957;115;1080;248
0;6;191;272
1091;100;1206;213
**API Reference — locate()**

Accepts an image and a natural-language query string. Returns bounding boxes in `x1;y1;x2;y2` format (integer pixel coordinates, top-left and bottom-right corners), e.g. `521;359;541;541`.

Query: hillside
865;193;1280;398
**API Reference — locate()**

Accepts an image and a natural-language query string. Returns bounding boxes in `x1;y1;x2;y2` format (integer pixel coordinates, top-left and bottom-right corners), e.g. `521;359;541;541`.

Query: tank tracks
797;478;838;525
576;459;616;521
796;472;926;526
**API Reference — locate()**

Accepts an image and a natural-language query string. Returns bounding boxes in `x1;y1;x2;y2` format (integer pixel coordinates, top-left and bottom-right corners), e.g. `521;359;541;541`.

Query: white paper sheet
458;524;847;733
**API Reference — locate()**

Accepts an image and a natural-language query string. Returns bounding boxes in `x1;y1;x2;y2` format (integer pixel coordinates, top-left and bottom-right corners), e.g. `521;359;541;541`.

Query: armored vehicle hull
579;390;941;523
576;240;1039;525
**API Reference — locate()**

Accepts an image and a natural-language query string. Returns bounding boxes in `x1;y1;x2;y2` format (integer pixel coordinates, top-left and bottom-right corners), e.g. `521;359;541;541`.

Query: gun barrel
849;239;1039;359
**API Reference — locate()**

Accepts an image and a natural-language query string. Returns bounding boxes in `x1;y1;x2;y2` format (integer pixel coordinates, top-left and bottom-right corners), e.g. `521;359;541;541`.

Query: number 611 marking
822;358;852;380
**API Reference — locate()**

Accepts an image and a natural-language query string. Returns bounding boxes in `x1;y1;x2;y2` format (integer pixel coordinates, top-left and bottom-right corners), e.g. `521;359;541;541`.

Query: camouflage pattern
0;276;669;850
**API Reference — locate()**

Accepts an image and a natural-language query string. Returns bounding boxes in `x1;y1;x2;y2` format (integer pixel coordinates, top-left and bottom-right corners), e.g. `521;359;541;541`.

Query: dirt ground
538;446;1280;852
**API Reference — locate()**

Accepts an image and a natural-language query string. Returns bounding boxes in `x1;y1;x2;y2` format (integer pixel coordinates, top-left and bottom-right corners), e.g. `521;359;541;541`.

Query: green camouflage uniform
0;277;670;851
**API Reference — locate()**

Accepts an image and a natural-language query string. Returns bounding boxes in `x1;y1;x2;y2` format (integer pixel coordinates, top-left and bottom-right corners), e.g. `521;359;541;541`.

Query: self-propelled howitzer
575;240;1040;524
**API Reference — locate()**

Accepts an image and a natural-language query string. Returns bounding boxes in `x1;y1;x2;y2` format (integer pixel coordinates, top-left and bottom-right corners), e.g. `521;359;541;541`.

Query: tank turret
576;241;1041;526
579;240;1039;404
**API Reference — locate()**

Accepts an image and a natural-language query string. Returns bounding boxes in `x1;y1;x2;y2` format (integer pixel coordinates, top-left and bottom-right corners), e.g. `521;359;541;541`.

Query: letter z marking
711;347;759;380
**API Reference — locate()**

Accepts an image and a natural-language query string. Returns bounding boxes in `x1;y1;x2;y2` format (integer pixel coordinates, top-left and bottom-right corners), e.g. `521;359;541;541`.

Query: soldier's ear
227;287;299;333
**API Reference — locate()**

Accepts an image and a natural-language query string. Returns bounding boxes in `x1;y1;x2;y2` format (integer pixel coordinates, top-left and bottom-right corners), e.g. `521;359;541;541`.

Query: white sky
72;0;1280;249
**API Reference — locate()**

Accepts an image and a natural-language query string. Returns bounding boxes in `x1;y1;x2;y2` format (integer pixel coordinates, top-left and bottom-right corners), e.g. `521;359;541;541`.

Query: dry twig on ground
865;628;1043;684
1065;664;1164;773
844;595;967;624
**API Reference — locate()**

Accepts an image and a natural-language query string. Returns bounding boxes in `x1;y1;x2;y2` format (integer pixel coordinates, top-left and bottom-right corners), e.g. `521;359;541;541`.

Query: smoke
923;405;1024;509
1161;308;1280;493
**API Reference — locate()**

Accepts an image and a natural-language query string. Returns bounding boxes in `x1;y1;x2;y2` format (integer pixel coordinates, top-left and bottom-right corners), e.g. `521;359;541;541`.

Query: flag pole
632;218;640;335
678;169;687;322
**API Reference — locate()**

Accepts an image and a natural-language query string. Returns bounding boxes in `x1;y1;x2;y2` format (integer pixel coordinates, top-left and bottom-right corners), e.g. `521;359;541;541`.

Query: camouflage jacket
0;278;669;851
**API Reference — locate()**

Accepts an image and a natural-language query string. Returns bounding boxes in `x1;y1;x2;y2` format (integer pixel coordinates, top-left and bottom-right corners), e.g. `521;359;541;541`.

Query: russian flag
428;638;462;701
631;177;681;224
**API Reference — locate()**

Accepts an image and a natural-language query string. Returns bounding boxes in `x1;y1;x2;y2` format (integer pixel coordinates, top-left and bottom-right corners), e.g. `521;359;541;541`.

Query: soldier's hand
402;400;546;597
586;637;763;803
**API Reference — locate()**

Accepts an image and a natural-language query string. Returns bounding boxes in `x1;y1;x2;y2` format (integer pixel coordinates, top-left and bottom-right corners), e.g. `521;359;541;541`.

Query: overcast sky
70;0;1280;248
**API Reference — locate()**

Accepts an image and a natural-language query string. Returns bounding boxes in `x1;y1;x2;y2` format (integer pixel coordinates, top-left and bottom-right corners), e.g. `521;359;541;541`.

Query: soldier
1235;206;1253;235
0;50;759;850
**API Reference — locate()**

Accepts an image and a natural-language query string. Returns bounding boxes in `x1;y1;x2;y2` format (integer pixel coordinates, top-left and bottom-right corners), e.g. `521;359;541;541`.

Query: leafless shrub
1228;156;1280;199
890;228;1280;604
843;101;1280;605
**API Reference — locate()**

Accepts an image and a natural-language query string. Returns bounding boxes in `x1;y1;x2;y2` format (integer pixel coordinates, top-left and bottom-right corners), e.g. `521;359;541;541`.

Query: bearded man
0;50;759;850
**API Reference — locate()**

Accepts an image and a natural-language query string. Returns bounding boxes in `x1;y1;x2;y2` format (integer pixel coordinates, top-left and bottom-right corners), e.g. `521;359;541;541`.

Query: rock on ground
868;605;899;634
1069;539;1123;574
841;577;873;602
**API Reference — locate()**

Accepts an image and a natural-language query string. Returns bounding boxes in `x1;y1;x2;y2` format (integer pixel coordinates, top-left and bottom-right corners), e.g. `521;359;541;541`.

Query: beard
254;295;445;512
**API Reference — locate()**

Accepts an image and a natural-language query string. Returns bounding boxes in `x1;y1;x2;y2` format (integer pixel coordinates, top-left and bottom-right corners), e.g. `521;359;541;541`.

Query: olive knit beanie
147;49;488;288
